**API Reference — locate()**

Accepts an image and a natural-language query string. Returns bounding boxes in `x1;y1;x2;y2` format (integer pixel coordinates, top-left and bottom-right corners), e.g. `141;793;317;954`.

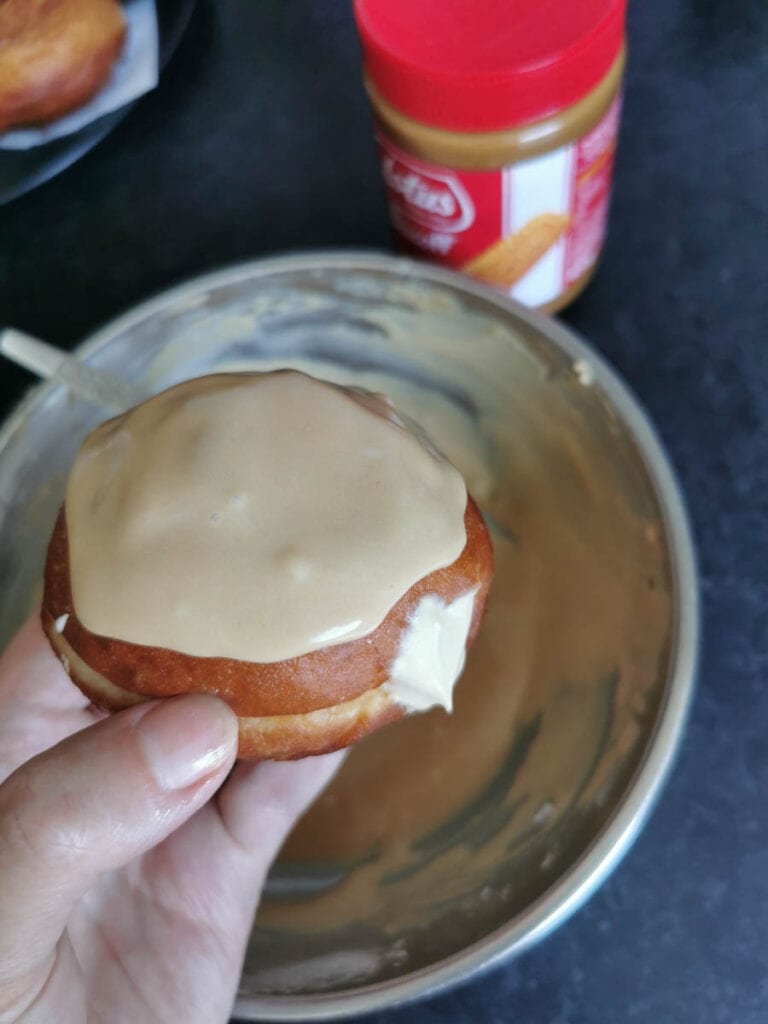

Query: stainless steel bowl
0;253;697;1020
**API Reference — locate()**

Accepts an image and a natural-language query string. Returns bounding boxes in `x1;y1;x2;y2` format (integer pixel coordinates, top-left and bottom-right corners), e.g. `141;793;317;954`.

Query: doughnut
0;0;126;133
41;371;494;759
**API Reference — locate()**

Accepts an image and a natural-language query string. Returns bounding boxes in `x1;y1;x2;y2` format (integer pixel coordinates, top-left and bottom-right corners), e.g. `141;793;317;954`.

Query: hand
0;615;342;1024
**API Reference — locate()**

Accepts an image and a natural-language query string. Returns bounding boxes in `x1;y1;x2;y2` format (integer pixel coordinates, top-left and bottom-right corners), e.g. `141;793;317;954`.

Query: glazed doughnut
42;371;494;759
0;0;126;133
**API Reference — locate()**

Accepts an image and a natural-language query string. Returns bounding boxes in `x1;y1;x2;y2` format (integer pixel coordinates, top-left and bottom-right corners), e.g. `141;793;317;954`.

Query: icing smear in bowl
0;253;697;1020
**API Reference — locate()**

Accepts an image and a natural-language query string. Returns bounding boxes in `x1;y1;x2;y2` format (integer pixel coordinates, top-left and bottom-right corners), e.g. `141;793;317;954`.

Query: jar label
376;95;622;308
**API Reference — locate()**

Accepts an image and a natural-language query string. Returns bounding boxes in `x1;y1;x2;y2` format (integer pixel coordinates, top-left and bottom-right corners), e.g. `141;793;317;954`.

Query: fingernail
136;696;237;791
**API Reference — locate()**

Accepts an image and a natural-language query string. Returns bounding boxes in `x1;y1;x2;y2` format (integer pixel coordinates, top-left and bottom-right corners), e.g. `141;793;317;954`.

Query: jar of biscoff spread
354;0;627;313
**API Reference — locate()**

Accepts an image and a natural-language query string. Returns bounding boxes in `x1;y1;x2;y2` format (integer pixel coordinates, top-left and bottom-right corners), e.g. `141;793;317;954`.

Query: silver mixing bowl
0;253;697;1019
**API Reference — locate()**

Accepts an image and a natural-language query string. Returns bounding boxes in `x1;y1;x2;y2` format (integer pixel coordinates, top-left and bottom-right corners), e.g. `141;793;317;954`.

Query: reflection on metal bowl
0;253;697;1020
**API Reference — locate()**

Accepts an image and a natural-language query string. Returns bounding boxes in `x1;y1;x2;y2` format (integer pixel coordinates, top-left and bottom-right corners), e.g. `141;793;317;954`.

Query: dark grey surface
1;1;766;1021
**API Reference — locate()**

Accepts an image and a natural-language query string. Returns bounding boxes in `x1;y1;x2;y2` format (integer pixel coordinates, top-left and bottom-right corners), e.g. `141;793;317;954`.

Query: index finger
0;612;97;781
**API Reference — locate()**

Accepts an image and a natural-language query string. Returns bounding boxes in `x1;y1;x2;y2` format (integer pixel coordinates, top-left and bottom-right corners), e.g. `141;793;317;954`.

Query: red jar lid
354;0;626;132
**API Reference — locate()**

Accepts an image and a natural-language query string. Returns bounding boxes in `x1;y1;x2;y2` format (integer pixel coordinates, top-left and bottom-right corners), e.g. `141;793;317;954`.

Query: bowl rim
0;251;698;1021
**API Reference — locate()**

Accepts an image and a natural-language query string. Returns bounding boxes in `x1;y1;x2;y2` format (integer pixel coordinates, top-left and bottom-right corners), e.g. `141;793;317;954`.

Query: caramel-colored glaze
64;371;468;664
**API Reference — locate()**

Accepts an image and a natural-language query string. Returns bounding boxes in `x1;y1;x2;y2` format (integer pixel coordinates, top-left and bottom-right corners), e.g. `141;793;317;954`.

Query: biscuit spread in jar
354;0;627;313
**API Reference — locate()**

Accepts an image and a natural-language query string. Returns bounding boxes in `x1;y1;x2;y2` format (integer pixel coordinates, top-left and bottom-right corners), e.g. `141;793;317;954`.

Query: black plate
0;0;196;206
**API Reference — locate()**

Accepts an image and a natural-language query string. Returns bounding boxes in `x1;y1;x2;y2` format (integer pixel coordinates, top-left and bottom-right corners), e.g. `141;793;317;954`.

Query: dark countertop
1;1;766;1021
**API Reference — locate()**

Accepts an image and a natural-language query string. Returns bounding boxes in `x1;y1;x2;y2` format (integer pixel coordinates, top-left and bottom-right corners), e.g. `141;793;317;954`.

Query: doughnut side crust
0;0;126;133
42;622;407;759
43;499;492;715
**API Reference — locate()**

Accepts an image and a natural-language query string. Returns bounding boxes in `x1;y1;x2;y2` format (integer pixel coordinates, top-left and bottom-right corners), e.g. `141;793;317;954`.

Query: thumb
0;694;238;993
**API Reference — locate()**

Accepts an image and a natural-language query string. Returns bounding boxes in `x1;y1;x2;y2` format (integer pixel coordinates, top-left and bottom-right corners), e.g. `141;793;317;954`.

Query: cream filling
47;626;145;707
384;589;477;713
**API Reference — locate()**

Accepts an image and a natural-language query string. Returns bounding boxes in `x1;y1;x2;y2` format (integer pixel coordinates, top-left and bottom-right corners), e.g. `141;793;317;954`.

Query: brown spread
366;51;625;172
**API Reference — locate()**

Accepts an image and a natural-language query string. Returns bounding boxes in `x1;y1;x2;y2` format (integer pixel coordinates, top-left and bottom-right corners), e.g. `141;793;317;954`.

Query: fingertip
132;694;239;793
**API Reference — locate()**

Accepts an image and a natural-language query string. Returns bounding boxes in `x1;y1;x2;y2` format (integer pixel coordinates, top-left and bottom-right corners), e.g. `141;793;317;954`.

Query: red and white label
376;95;622;308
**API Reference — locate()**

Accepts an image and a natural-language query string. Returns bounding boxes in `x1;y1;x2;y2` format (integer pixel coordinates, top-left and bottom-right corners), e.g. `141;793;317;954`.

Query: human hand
0;615;342;1024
